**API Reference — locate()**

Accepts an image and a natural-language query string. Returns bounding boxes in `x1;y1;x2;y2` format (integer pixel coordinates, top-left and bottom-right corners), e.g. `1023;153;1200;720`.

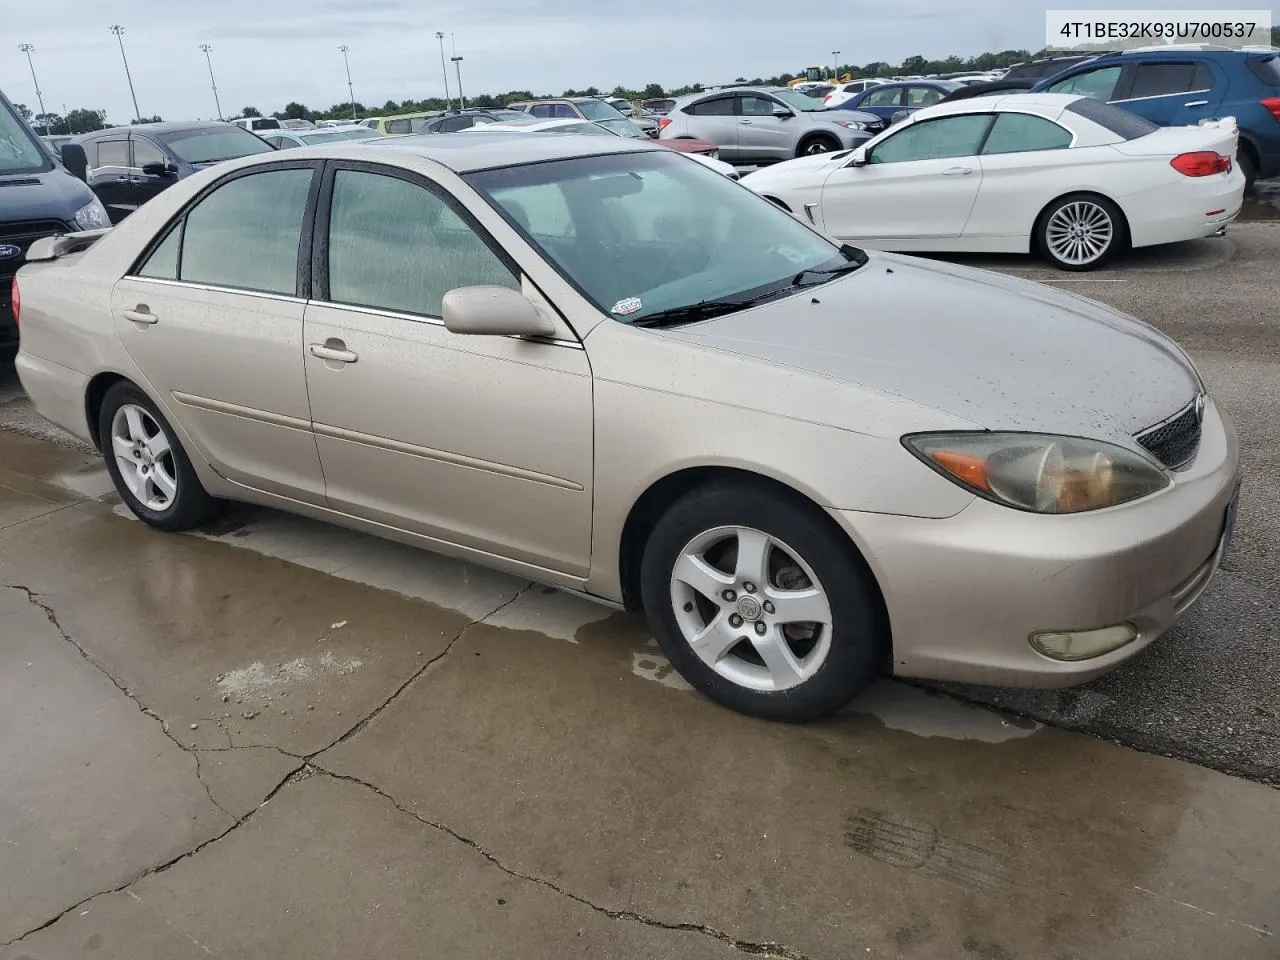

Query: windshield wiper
630;286;793;328
793;244;869;286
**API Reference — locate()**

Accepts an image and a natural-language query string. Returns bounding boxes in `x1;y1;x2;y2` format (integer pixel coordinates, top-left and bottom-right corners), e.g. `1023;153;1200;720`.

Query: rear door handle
739;119;752;124
1184;100;1208;107
123;305;157;325
309;341;358;364
942;166;973;176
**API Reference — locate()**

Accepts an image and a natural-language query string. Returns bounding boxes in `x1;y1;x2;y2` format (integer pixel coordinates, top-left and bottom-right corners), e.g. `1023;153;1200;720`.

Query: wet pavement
1240;178;1279;221
2;226;1279;958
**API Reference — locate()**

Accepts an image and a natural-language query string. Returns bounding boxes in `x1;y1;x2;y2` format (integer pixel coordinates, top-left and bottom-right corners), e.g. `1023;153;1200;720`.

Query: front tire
797;134;840;158
1037;194;1124;271
640;481;887;721
98;381;220;531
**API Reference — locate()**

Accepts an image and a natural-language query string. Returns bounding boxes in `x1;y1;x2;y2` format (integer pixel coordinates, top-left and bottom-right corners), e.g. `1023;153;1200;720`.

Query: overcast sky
4;1;1277;121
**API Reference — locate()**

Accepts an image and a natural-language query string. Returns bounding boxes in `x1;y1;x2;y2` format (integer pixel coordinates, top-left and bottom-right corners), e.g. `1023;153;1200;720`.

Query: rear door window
687;97;734;116
173;167;313;295
1125;62;1205;99
1046;65;1122;101
94;140;129;168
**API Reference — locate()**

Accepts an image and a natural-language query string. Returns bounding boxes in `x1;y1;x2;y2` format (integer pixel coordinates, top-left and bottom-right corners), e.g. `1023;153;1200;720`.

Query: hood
658;252;1198;445
743;151;848;183
811;110;878;128
0;168;96;223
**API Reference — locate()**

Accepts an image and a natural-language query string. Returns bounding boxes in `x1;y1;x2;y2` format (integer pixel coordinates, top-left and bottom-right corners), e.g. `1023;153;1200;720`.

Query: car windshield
541;122;615;136
158;127;275;163
466;150;855;325
577;100;627;121
0;98;52;175
768;89;827;112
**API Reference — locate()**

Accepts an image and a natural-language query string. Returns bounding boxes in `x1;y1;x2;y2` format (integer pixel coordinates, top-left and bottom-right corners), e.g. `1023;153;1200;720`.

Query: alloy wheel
1045;200;1114;266
669;525;833;692
804;139;834;155
110;403;179;511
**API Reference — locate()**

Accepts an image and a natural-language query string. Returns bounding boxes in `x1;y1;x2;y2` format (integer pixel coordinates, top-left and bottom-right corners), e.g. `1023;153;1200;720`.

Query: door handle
739;119;752;124
1184;100;1208;107
309;341;358;364
123;305;157;325
942;166;973;176
115;175;131;182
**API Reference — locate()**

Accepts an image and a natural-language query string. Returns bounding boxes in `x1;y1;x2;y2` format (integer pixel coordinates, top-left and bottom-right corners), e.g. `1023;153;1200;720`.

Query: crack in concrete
313;766;811;959
1;583;540;948
3;583;236;820
310;581;538;757
0;762;309;949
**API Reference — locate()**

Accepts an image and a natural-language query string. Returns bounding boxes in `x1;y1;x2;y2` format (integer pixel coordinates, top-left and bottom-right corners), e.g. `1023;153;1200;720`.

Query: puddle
54;466;116;500
847;681;1040;743
1240;180;1279;221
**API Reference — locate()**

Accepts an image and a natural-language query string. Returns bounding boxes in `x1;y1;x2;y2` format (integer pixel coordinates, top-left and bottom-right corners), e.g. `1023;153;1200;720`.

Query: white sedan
742;93;1245;270
470;117;741;179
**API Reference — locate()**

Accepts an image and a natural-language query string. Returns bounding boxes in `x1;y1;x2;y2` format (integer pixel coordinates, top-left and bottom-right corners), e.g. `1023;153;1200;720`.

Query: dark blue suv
1030;48;1280;188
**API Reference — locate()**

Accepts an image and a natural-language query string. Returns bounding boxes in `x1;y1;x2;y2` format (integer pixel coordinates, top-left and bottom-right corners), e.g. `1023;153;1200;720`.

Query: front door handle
309;340;358;364
739;119;752;124
1184;100;1208;107
942;166;973;176
123;305;157;325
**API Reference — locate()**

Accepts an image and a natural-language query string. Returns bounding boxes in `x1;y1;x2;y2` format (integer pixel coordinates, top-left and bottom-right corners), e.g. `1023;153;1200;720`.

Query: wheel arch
616;466;890;649
1031;190;1131;256
794;131;841;157
84;371;132;451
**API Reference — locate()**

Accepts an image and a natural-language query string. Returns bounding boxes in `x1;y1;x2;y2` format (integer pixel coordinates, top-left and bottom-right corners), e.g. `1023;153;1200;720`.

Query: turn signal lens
658;117;672;130
903;432;1170;514
1029;624;1138;661
1170;151;1230;177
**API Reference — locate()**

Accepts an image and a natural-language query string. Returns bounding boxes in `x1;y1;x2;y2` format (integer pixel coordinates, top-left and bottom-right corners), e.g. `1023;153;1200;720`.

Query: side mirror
442;286;557;338
847;146;868;167
60;143;88;182
140;161;175;176
772;108;793;119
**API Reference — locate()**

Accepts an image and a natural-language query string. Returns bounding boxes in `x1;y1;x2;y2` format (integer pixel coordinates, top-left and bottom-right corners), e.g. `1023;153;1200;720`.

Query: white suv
822;79;887;108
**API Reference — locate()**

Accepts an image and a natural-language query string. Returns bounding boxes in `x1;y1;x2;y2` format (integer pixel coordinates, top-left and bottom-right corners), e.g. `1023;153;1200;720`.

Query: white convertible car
742;93;1245;270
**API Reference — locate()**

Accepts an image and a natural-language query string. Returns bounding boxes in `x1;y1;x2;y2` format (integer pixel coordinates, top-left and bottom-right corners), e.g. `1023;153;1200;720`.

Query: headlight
834;119;865;131
74;197;110;230
903;432;1170;513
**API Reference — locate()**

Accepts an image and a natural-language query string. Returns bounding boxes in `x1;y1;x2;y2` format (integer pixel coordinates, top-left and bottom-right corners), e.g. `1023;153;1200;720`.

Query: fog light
1029;624;1137;661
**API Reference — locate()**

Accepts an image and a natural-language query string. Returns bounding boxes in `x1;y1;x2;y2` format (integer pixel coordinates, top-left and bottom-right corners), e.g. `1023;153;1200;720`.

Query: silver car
15;134;1238;722
659;86;879;163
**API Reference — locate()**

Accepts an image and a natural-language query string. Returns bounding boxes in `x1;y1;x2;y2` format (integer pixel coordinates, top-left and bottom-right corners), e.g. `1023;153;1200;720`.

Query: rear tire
640;481;887;721
98;381;221;531
1036;193;1125;272
796;134;840;158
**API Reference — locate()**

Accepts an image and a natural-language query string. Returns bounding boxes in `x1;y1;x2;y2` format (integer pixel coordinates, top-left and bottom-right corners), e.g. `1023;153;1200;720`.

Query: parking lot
2;221;1278;958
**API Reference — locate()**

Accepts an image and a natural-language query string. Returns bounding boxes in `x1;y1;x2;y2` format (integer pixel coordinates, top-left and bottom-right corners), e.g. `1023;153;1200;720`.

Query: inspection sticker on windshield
611;297;643;316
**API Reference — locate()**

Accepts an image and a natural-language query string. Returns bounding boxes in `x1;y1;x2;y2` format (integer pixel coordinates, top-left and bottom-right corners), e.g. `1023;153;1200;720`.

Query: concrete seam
313;766;812;960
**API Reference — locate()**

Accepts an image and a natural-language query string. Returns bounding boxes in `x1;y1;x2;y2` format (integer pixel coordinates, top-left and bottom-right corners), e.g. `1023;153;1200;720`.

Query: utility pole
61;103;70;134
198;44;223;120
109;26;141;122
17;43;48;122
831;51;840;79
338;45;356;119
435;32;452;110
450;34;465;110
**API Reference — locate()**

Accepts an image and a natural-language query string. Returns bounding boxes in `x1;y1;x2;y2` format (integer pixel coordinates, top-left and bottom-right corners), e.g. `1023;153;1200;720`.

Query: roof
76;120;232;140
328;130;660;172
910;92;1082;122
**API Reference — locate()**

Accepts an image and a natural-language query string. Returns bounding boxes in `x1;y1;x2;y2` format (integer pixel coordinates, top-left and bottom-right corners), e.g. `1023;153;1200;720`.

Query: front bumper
832;400;1239;688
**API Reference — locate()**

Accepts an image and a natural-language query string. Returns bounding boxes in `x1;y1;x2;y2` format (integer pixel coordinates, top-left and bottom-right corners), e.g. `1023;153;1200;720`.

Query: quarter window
177;168;312;295
326;169;518;318
981;113;1072;154
869;115;991;163
1047;65;1122;101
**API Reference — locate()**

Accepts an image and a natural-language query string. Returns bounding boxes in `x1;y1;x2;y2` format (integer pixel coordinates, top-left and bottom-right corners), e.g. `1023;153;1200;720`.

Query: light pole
198;44;223;120
435;32;452;110
17;43;48;123
831;51;840;79
338;45;356;119
450;34;466;110
109;26;142;122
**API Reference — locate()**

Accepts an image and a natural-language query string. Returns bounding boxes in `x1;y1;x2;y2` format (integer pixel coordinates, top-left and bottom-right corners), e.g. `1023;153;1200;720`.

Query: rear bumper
1122;170;1246;248
831;400;1239;688
14;351;94;443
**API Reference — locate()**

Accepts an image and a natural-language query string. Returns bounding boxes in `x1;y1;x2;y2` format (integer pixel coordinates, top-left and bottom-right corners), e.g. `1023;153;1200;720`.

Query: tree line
17;27;1280;131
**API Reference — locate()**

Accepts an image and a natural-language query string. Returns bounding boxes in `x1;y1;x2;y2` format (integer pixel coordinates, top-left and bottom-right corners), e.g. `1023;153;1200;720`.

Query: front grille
1135;397;1203;470
0;219;71;282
